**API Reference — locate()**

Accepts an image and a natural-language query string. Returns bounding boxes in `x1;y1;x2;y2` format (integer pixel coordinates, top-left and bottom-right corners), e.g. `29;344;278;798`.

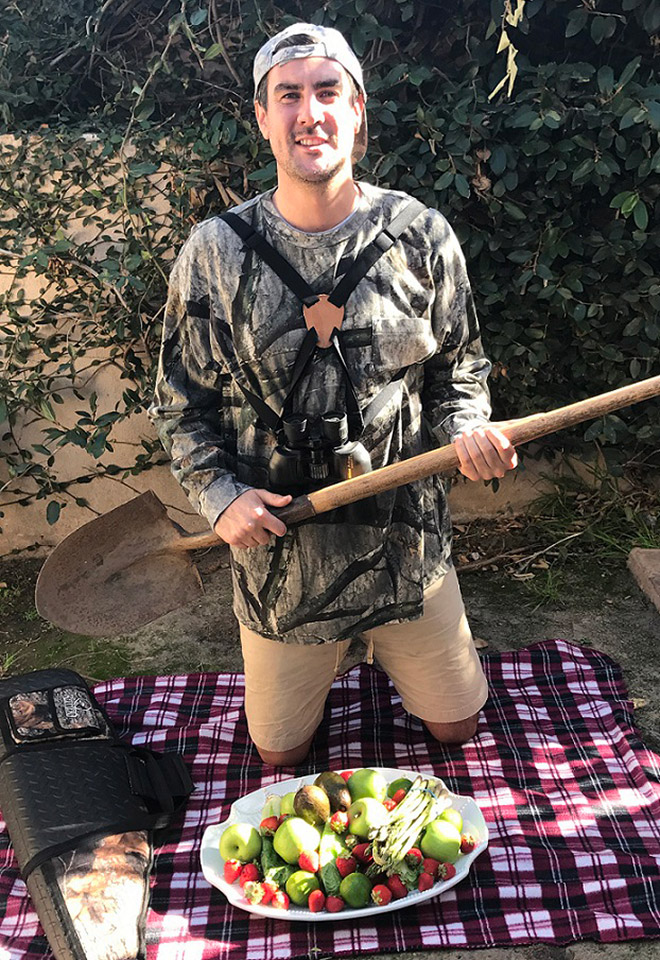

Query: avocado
314;770;352;813
293;784;331;825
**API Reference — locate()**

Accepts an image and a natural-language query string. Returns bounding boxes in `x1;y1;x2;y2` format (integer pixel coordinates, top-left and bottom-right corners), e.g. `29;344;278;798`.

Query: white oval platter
200;767;488;922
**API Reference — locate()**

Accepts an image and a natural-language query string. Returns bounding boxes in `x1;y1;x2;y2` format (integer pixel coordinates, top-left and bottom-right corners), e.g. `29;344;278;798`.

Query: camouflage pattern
149;183;492;643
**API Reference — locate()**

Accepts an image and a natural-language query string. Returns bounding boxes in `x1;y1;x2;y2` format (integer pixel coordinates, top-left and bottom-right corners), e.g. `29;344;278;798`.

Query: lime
285;870;320;906
386;777;413;799
439;806;463;833
339;872;373;908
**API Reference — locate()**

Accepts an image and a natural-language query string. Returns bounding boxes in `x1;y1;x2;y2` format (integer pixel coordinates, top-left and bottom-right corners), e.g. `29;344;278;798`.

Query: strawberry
262;881;279;904
343;833;359;851
382;798;397;811
329;810;349;834
392;788;408;805
422;857;440;879
298;850;320;873
339;771;354;782
335;855;357;878
308;889;326;913
326;895;345;913
418;872;434;892
352;842;374;864
460;834;477;854
223;859;243;884
243;880;265;904
371;883;392;906
259;816;279;837
270;889;290;910
386;875;408;900
278;814;289;826
238;863;260;887
438;862;457;880
405;847;423;868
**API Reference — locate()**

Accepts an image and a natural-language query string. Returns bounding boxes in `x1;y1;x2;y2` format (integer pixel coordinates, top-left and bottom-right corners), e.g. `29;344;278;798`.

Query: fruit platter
200;767;488;921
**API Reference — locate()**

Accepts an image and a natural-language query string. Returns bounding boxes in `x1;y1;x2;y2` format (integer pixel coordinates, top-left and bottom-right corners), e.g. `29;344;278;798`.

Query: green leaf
39;400;55;422
204;43;224;60
190;8;207;25
454;174;470;198
620;193;639;216
597;66;614;95
247;163;277;181
620;106;645;130
566;9;588;37
572;158;595;181
128;161;159;176
46;501;61;525
0;399;6;423
489;146;507;175
591;15;616;44
434;171;454;190
610;191;634;209
633;201;648;231
504;202;526;221
618;57;641;89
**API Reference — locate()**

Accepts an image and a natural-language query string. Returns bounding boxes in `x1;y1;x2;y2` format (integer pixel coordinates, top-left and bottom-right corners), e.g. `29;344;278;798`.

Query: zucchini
260;836;295;887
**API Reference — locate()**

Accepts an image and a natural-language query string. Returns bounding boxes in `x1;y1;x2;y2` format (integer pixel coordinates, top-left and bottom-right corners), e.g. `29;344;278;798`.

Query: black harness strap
219;199;427;437
327;199;426;307
222;211;318;305
220;198;426;310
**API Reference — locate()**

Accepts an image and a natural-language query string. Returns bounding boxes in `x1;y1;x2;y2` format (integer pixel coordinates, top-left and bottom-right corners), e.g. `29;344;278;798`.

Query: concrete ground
112;544;660;960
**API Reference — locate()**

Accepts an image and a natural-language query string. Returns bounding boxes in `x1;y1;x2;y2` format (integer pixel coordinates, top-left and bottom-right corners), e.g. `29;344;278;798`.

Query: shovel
35;374;660;636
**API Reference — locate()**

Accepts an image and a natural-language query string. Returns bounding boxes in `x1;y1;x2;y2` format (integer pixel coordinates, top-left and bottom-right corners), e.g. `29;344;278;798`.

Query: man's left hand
454;425;518;482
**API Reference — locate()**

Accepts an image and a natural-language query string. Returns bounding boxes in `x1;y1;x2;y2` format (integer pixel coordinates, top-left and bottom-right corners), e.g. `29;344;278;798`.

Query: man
149;23;517;767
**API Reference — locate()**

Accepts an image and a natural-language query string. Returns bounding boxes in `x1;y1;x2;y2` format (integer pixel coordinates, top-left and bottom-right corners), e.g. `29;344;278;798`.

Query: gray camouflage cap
253;22;368;162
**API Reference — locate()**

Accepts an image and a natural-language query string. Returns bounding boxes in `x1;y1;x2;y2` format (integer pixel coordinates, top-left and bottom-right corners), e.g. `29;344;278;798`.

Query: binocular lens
282;414;308;445
321;411;349;445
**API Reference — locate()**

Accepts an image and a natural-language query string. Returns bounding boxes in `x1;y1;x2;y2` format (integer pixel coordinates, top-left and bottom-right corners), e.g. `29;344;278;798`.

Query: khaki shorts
240;566;489;753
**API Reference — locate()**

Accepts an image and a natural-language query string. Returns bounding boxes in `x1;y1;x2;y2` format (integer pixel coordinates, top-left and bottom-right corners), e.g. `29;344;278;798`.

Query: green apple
280;791;297;816
347;797;388;838
273;816;321;864
285;869;320;906
420;819;461;863
219;822;262;863
347;768;387;802
439;806;463;833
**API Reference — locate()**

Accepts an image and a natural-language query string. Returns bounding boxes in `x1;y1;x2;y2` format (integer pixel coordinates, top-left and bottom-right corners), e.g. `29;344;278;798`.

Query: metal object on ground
35;491;218;636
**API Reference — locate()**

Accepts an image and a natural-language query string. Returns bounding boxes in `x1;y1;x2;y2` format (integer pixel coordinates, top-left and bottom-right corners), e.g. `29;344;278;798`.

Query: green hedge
1;0;659;523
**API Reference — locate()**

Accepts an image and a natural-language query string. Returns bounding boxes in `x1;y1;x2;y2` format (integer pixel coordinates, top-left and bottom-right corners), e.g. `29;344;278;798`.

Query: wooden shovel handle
275;374;660;525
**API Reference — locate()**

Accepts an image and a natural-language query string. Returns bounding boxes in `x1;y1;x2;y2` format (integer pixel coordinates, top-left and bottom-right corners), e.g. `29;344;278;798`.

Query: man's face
255;56;364;187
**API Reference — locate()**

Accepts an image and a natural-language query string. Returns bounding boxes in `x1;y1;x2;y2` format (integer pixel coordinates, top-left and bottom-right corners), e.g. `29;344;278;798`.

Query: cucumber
260;836;295;887
319;822;347;897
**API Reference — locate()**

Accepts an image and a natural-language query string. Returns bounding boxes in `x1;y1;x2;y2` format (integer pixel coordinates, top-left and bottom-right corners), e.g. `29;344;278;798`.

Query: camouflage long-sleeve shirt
149;183;492;643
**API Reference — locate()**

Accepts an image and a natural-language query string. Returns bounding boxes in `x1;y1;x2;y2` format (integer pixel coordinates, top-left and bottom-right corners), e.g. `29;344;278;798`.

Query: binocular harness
221;199;426;494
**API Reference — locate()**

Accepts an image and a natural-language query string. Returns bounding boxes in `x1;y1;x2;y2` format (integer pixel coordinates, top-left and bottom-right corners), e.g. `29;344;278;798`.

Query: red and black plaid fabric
2;639;660;958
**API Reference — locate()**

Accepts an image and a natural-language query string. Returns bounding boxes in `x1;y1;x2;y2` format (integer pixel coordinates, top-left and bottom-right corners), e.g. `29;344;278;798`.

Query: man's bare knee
423;712;480;746
255;733;315;767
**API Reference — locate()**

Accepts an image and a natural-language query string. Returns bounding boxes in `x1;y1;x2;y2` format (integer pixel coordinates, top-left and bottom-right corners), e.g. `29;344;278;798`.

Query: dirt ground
1;519;660;959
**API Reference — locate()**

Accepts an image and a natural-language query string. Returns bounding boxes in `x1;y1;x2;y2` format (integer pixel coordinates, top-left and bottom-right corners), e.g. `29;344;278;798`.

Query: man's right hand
214;489;292;549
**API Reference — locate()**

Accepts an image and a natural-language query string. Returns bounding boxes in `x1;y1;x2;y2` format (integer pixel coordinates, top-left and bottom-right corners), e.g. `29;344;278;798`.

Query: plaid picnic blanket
1;639;660;958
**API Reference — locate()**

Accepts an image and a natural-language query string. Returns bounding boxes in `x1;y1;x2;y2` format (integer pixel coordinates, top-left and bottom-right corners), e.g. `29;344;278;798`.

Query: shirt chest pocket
368;313;438;379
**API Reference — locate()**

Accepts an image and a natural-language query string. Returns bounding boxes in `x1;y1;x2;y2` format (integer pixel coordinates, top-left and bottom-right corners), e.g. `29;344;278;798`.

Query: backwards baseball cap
253;22;368;162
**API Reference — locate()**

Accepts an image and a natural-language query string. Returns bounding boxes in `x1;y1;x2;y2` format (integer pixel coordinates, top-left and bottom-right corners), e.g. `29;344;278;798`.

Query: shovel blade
35;491;204;637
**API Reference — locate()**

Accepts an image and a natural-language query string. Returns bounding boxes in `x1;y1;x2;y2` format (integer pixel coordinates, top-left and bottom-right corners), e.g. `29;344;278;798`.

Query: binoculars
268;411;372;494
